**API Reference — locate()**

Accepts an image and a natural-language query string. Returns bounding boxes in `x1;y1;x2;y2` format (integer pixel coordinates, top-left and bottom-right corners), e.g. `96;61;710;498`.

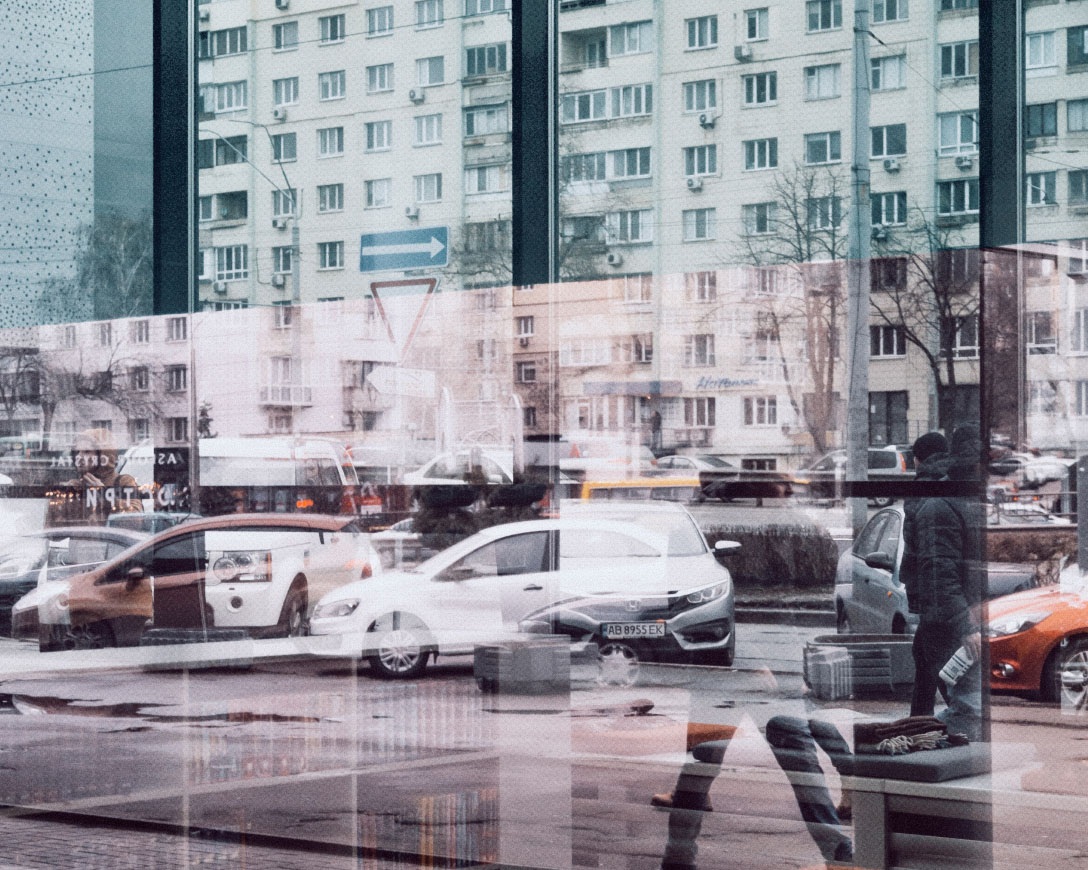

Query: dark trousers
910;620;957;717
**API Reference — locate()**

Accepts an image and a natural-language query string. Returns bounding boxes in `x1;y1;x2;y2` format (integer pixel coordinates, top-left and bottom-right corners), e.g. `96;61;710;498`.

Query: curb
736;606;836;628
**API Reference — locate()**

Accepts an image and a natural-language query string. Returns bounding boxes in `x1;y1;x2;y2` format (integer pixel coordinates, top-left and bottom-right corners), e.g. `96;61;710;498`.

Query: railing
258;384;313;406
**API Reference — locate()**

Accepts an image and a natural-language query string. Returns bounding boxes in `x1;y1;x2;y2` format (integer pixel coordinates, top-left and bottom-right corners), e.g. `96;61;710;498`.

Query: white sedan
310;516;737;678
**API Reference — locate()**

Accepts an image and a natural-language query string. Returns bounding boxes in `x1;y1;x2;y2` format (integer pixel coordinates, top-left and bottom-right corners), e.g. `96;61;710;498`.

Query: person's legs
658;742;726;869
765;716;853;864
911;621;957;716
939;660;983;741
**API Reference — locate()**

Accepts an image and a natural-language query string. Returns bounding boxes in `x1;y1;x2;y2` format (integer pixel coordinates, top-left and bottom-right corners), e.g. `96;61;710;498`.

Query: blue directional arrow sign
359;227;448;272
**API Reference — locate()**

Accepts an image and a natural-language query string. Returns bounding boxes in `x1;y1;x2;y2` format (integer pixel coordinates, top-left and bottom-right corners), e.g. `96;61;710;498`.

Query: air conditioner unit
212;280;227;294
883;157;900;172
272;107;287;121
198;7;210;21
519;336;530;347
405;205;420;219
275;0;289;8
955;154;974;169
271;274;286;288
408;88;425;103
272;217;287;230
734;45;752;61
872;226;888;242
686;176;703;191
605;251;623;267
698;112;718;129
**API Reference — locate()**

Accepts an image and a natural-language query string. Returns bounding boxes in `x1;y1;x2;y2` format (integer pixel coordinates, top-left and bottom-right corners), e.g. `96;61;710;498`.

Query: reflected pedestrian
46;428;142;527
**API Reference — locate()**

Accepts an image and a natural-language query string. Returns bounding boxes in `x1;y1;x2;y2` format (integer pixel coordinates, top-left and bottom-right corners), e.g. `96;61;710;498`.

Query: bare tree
870;207;981;431
0;333;42;436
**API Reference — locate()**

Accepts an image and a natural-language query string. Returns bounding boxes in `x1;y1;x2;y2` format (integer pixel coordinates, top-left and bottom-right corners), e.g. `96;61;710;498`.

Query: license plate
603;622;666;640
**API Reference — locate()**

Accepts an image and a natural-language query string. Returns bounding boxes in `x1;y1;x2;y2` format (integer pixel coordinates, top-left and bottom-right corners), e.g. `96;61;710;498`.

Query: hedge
704;524;839;590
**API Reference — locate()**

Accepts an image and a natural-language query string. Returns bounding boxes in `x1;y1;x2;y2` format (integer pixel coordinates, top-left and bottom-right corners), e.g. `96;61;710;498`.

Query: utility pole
846;0;873;537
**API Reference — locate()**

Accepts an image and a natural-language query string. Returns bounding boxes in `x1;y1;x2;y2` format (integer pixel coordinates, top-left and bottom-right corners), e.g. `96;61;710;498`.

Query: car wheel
61;621;114;651
368;613;430;679
1045;639;1088;708
277;582;307;638
697;641;734;667
870;496;894;508
597;641;640;686
836;605;851;635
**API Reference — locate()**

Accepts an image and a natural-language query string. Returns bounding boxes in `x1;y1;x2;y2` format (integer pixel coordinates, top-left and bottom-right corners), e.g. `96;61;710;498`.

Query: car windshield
868;450;899;470
0;537;47;579
566;511;706;556
696;455;733;468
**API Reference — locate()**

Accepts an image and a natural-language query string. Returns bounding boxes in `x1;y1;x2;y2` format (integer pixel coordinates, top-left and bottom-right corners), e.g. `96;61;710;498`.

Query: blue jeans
937;660;983;741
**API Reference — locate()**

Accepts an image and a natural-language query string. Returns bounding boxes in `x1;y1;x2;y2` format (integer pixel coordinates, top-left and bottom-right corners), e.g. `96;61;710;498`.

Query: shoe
651;791;712;812
835;799;852;822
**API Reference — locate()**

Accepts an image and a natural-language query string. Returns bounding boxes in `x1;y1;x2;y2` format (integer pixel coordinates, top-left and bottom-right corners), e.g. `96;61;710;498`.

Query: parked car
655;455;734;473
794;446;914;508
0;526;147;635
11;514;381;651
685;458;794;503
834;506;1037;635
986;503;1072;526
989;562;1088;705
106;511;198;535
403;449;514;487
310;508;738;679
371;517;428;567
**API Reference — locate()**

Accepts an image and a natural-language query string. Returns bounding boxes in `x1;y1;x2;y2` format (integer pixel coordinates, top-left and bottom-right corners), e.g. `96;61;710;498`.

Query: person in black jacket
909;423;984;740
901;431;952;717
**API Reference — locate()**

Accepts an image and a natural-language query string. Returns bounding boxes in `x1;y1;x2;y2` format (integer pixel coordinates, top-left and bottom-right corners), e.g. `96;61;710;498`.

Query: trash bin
474;638;571;694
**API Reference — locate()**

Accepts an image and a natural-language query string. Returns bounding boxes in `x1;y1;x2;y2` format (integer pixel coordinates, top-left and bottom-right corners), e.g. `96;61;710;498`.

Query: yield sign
369;278;439;361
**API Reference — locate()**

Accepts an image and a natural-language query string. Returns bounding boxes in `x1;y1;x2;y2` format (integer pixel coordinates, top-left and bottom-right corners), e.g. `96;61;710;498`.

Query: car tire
61;621;115;651
277;580;307;638
697;641;735;667
368;613;430;679
870;496;894;508
1044;638;1088;707
596;640;640;686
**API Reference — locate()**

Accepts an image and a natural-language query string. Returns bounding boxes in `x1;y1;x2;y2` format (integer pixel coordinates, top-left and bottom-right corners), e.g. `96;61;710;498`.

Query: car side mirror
125;565;147;590
714;540;741;554
863;551;895;572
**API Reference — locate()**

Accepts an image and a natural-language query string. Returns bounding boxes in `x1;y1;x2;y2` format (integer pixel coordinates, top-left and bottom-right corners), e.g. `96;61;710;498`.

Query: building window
1027;311;1057;354
360;179;389;210
465;0;506;15
937;179;980;215
166;418;188;443
805;131;841;164
873;0;907;22
683;145;717;177
215;81;247;113
807;196;842;229
942;314;979;359
804;64;841;100
516;361;537;383
318;241;344;270
465;164;510;194
271;133;296;163
806;0;842;32
523;407;537;428
1069;100;1088;133
517;316;534;337
417;56;445;87
130;320;150;344
317;127;344;158
365;121;392;152
130;366;149;391
940;0;978;8
560;339;611;367
272;305;295;332
563;153;606;183
1069;240;1088;276
272;246;292;274
683;80;716;113
62;325;78;347
870;325;905;357
940;41;978;79
1025;31;1056;73
317;183;344;213
166;365;188;392
1070;170;1088;204
271;188;295;217
214;137;246;167
273;77;299;106
562;89;607;123
610;21;653;56
367;64;393;94
686;271;717;302
417;0;444;28
318;70;346;101
1072;308;1088;352
414;113;443;145
215;246;248;281
871;123;906;157
743;396;777;426
610;147;651;179
1026;172;1057;206
872;191;907;225
871;257;908;290
319;14;345;43
683;208;716;241
465;104;508;136
414;173;442;202
198;196;213;222
871;55;906;90
612;83;652;118
743;202;776;235
617;273;653;304
130;419;150;442
685;397;716;427
684;334;716;367
744;138;778;171
606;209;653;244
465;220;511;252
745;8;769;40
743;72;777;105
622;334;653;363
938;112;978;154
1078;381;1088;417
1027;381;1058;415
200;26;247;58
686;16;718;50
1024;103;1057;138
367;6;394;36
166;317;187;342
466;43;507;76
937;248;980;285
214;191;247;221
273;21;298;51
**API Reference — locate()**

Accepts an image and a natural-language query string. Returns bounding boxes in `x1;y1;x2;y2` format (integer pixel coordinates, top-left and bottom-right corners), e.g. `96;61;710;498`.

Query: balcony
259;384;312;406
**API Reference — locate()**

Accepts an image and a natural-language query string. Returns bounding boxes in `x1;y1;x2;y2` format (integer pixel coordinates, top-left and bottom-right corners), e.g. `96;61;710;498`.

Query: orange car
988;576;1088;704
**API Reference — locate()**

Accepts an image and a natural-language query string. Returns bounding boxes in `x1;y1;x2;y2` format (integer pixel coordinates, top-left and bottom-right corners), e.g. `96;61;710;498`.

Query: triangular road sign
368;278;439;362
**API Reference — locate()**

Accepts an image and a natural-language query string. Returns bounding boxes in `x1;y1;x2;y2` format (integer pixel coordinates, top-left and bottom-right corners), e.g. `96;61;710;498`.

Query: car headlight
686;582;729;605
212;551;271;582
987;611;1050;637
313;599;360;619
